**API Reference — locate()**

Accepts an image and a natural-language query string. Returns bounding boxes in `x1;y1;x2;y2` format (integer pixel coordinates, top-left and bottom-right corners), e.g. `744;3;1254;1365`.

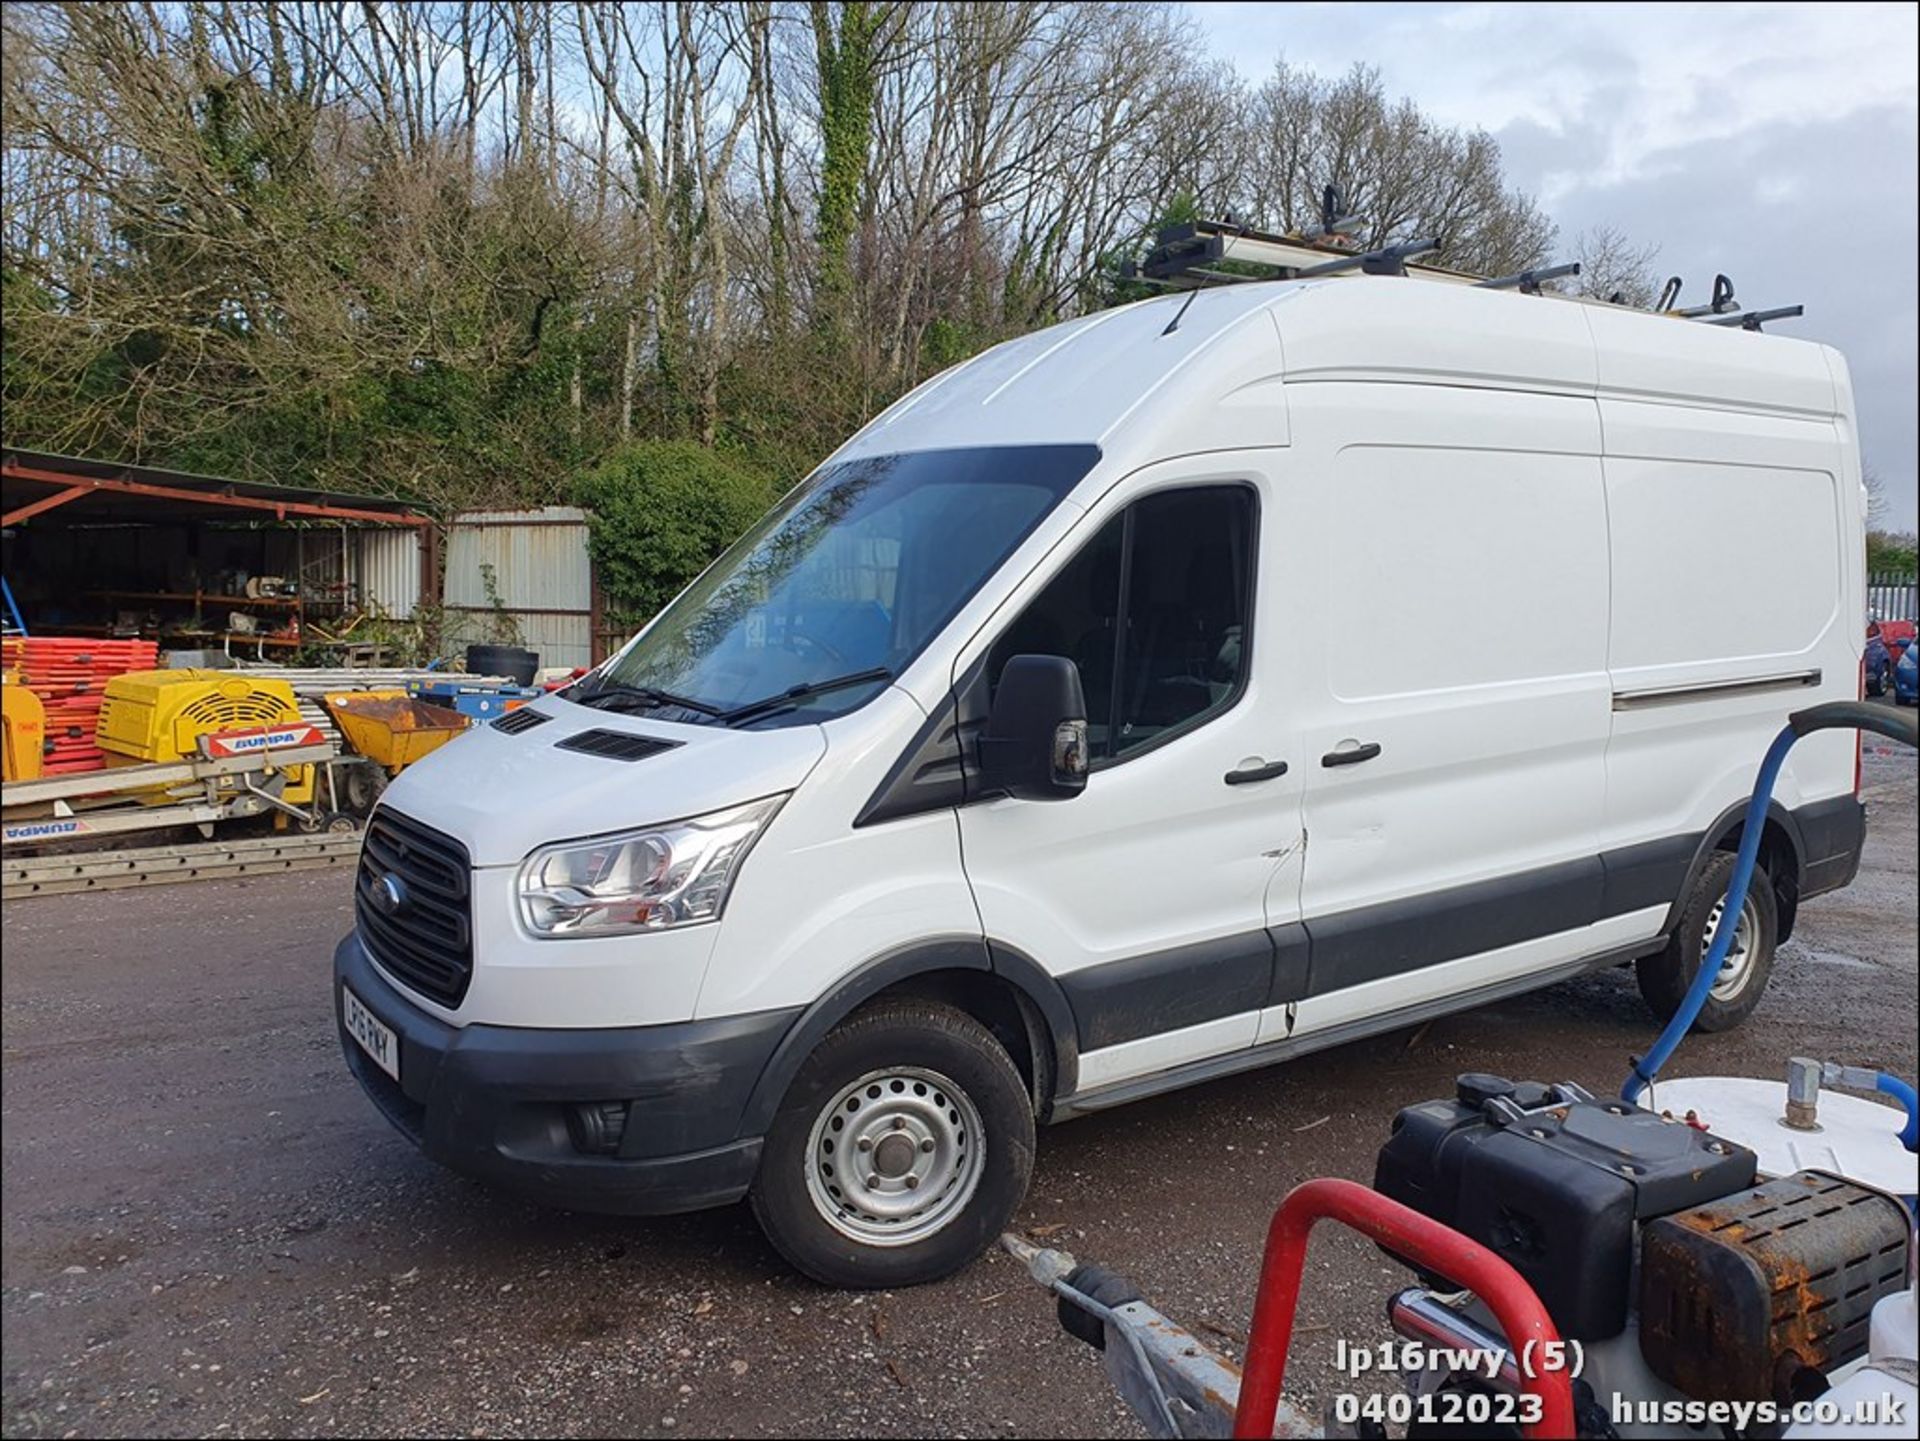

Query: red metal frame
2;483;91;526
1;461;431;529
1232;1177;1576;1440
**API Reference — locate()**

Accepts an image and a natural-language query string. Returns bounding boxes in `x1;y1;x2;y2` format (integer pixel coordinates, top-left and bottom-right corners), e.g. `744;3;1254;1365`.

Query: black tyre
340;761;388;816
1636;850;1778;1032
749;1000;1035;1289
465;643;539;685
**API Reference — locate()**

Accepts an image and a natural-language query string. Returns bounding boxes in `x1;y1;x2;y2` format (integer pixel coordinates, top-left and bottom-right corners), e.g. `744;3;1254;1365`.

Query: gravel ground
3;739;1914;1439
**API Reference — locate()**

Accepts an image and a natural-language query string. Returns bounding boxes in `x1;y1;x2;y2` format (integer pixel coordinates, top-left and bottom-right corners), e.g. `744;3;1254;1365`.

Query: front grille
356;808;473;1008
555;728;680;762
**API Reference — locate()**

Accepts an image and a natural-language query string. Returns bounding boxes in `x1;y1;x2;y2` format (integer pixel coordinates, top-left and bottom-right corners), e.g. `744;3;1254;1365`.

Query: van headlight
517;795;784;938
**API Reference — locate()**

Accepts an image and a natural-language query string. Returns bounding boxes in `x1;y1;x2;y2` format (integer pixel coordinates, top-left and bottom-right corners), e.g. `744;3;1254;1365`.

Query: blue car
1896;639;1920;705
1866;632;1892;695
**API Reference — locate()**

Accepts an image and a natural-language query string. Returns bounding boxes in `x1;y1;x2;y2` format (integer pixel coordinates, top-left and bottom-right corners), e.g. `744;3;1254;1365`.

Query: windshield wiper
720;667;893;727
570;680;726;719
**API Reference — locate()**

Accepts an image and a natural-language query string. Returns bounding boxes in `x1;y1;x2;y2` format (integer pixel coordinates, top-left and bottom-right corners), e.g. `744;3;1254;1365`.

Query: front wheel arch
736;939;1078;1141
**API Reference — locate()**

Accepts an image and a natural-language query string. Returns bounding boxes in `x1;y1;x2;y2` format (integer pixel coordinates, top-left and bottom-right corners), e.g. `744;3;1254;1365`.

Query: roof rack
1476;262;1583;294
1706;305;1805;331
1118;218;1471;291
1673;274;1739;318
1115;186;1803;333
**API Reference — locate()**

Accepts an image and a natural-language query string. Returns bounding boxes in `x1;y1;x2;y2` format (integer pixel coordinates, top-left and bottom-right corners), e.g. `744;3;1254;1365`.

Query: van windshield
582;445;1100;727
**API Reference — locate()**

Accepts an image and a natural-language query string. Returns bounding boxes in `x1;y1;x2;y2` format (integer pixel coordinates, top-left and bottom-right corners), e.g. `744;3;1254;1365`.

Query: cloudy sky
1189;1;1920;530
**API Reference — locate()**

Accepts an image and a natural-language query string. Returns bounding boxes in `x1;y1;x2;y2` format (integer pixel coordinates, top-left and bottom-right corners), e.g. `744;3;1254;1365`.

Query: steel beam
1;461;431;528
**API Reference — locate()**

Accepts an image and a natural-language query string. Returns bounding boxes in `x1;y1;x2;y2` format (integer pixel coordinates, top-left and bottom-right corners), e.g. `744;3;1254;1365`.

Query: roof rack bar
1299;184;1364;242
1705;305;1804;331
1674;274;1738;318
1294;237;1441;279
1476;261;1581;293
1137;234;1225;282
1114;196;1797;341
1300;216;1364;241
1148;221;1351;277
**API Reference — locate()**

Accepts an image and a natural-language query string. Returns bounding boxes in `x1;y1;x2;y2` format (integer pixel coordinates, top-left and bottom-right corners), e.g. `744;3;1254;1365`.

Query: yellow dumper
322;691;468;774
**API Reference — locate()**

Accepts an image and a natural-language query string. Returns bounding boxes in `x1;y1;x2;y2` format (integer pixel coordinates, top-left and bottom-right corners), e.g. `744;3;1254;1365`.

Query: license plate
343;986;400;1082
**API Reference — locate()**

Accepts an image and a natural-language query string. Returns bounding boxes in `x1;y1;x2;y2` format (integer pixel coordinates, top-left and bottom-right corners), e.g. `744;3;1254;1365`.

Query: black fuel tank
1373;1074;1758;1339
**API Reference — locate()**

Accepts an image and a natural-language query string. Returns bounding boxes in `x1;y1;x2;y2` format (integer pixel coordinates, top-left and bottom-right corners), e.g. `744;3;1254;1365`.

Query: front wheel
1636;850;1778;1032
750;1000;1035;1288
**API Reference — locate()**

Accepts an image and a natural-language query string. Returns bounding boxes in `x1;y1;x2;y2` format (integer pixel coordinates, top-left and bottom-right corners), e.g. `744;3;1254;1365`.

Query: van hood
372;698;828;867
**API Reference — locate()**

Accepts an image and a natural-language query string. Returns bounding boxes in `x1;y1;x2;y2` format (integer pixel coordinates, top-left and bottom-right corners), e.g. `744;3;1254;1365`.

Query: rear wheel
750;1000;1034;1289
1636;850;1778;1032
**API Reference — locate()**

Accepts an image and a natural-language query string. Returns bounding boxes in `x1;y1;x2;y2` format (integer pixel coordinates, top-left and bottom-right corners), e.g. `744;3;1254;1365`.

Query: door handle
1225;759;1290;786
1321;742;1382;767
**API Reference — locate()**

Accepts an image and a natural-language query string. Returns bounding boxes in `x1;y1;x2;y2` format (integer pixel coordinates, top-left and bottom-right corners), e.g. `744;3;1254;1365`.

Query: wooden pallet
3;829;361;900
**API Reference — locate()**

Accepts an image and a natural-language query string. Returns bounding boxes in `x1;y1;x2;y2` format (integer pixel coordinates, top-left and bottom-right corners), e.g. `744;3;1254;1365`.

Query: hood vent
492;707;551;735
555;728;681;762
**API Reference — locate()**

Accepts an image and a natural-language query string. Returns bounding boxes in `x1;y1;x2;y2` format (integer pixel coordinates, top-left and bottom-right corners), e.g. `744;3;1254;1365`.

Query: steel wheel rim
1702;892;1758;1001
804;1066;985;1247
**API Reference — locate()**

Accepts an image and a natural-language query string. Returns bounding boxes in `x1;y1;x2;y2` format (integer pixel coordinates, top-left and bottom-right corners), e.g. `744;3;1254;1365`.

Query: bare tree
1569;223;1663;309
2;0;1665;507
1236;63;1555;277
1863;464;1893;531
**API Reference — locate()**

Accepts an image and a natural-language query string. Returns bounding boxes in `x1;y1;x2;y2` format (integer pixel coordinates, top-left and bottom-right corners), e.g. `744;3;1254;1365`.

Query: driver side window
987;485;1255;764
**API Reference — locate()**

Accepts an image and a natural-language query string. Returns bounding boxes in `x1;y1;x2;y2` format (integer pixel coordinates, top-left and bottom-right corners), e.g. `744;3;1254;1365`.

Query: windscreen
588;445;1099;727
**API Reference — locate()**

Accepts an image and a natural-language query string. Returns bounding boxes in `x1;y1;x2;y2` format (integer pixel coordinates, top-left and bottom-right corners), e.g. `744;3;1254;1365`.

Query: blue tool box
405;678;543;719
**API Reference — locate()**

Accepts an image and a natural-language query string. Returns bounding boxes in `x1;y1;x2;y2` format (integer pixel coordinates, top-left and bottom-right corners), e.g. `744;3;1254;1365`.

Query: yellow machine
96;670;316;805
323;691;467;774
2;675;48;783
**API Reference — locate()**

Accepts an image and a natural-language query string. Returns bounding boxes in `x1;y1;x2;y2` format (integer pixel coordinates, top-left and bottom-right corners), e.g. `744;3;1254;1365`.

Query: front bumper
334;932;799;1216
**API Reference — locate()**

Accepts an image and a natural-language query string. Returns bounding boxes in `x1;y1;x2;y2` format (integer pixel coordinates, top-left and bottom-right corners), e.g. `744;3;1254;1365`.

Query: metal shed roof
1;448;433;528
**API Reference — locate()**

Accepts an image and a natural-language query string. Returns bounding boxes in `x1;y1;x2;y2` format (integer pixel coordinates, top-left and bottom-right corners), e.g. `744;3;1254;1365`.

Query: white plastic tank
1784;1288;1917;1438
1645;1075;1918;1198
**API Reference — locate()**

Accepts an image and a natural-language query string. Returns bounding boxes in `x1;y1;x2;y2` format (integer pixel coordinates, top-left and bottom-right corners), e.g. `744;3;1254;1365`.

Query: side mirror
979;655;1089;801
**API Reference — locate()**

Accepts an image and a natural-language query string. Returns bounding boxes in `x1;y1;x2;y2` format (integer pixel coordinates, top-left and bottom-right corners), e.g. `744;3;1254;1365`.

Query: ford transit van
336;276;1867;1287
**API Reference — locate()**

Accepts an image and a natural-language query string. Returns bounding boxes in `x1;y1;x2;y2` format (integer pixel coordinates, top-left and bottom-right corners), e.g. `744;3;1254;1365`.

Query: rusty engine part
1638;1170;1910;1404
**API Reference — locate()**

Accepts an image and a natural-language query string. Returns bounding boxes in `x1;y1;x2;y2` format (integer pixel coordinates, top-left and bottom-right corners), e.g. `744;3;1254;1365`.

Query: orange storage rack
0;637;162;775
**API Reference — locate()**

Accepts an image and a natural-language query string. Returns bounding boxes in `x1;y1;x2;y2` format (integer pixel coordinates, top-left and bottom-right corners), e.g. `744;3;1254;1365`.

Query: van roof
834;278;1846;475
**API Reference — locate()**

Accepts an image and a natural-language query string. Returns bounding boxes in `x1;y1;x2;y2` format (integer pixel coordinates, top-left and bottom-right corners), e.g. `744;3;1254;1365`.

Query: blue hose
1878;1072;1920;1153
1622;724;1798;1106
1620;702;1919;1137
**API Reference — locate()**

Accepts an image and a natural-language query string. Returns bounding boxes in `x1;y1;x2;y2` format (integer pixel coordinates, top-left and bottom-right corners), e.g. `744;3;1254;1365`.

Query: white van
335;276;1867;1288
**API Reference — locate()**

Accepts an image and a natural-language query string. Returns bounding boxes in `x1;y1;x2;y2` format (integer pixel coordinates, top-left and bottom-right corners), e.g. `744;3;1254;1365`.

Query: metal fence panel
1868;572;1917;624
443;508;594;669
350;527;423;620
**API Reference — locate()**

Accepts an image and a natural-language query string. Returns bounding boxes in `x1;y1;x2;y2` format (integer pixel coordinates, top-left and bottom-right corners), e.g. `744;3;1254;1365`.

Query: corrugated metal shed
442;507;594;669
350;528;423;619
